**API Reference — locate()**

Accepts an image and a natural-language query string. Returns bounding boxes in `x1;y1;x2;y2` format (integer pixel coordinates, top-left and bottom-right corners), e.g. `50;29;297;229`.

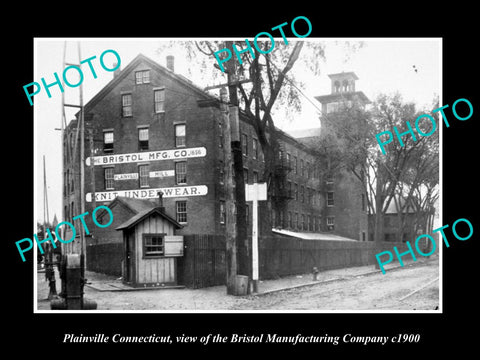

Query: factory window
154;88;165;113
138;127;149;151
104;167;114;190
103;131;114;153
175;161;187;185
327;216;335;227
122;94;132;117
243;168;249;184
138;164;149;187
218;161;224;185
175;124;186;147
219;201;226;224
143;234;164;258
176;201;187;223
242;134;248;156
327;191;335;206
135;70;150;84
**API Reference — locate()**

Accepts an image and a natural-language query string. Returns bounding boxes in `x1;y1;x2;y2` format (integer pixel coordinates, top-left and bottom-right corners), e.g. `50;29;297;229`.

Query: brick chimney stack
166;55;174;72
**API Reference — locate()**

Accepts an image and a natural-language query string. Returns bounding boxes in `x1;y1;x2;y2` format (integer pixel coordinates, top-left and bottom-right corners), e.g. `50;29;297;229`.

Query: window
218;120;223;148
175;124;186;147
242;134;248;156
136;70;150;84
361;193;366;211
327;191;334;206
138;128;149;151
286;153;291;168
287;181;292;197
294;183;298;201
278;150;284;163
154;89;165;113
306;162;310;178
314;216;319;232
252;138;258;159
219;201;226;224
300;186;304;203
294;156;298;174
327;216;335;226
243;168;249;184
245;204;249;226
218;161;224;184
176;201;187;223
122;94;132;117
253;171;258;183
300;159;304;177
384;233;396;242
103;131;114;153
175;161;187;185
295;213;299;229
143;234;164;258
104;167;114;190
301;214;306;230
308;215;312;231
138;164;149;187
288;212;292;228
362;232;366;242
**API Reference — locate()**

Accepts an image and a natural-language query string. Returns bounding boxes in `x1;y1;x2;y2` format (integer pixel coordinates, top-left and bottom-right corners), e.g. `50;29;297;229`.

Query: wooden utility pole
220;88;237;295
224;41;250;288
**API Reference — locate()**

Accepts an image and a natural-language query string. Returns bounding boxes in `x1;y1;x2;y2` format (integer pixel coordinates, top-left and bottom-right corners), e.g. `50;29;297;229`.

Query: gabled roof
115;207;183;231
110;196;158;214
82;53;216;114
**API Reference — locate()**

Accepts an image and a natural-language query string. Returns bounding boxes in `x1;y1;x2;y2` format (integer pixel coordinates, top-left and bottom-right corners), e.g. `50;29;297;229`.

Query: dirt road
234;257;439;310
37;256;439;311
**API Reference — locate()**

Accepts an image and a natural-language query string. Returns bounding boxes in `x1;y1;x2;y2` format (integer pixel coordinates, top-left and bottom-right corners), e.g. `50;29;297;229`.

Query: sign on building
86;147;207;166
86;185;208;202
114;173;139;181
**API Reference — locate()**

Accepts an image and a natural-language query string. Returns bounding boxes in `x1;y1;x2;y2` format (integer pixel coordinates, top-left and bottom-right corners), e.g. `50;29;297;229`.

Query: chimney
156;191;165;213
166;55;174;72
113;62;121;78
219;87;228;102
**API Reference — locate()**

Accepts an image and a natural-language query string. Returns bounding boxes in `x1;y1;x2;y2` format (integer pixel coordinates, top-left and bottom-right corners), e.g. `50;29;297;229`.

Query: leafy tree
316;93;439;243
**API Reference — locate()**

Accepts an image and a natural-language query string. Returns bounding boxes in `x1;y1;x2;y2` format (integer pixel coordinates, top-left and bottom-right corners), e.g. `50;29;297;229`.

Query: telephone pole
224;41;250;286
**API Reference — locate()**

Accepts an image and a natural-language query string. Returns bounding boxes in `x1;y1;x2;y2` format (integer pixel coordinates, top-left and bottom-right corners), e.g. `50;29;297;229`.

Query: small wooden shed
116;206;184;287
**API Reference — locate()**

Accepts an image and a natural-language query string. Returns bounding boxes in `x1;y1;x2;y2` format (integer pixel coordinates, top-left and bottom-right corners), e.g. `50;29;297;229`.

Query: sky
34;38;441;225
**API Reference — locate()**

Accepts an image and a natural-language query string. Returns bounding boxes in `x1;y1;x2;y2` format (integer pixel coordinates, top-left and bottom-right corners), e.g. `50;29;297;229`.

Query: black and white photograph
7;7;479;354
33;37;441;312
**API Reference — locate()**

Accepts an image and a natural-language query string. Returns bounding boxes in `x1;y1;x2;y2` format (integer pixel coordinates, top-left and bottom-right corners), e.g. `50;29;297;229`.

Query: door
124;231;135;283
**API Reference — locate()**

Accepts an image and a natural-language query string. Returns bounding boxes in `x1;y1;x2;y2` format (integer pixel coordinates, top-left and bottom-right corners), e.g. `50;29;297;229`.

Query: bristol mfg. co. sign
86;147;207;166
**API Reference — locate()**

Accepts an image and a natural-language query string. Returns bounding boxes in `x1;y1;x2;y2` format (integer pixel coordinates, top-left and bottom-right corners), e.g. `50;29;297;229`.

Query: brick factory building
62;53;370;277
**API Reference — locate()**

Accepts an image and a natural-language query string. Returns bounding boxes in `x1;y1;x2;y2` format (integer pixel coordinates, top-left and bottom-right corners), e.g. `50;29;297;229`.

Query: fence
86;243;123;277
179;234;412;289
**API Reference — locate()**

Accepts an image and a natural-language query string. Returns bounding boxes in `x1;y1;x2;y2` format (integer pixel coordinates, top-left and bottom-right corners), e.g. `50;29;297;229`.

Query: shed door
125;230;135;283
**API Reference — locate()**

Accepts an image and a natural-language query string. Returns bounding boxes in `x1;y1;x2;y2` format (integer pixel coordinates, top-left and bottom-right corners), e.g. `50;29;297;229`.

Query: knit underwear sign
86;185;208;202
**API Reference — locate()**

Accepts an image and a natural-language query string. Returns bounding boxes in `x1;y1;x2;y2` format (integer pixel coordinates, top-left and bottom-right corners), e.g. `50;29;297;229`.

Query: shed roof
115;207;182;231
272;228;357;241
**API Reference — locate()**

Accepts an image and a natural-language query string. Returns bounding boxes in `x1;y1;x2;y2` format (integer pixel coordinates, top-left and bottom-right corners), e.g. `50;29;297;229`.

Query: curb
251;257;437;297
